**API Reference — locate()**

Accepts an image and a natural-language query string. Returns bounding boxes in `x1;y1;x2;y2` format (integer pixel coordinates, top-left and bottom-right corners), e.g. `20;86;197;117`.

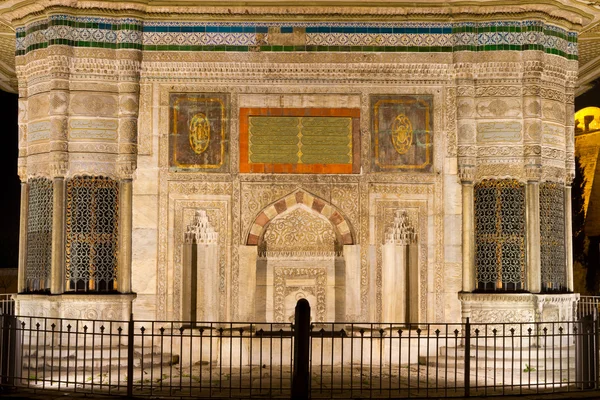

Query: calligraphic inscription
371;95;433;171
169;93;228;171
69;119;118;140
542;123;565;146
28;120;51;142
240;108;360;174
476;121;522;143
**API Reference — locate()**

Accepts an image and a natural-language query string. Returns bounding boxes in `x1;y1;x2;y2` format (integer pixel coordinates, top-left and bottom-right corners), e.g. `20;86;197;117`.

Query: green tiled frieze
15;15;577;60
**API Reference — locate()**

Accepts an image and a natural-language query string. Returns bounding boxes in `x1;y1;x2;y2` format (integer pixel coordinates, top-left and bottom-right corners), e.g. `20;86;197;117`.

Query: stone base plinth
14;293;137;321
459;293;580;324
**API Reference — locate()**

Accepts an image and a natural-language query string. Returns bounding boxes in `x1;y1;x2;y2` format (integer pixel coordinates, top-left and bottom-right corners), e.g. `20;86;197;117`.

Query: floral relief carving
476;98;521;118
542;100;566;123
262;208;337;254
470;309;534;324
446;87;457;156
274;267;327;323
70;93;117;117
28;94;49;120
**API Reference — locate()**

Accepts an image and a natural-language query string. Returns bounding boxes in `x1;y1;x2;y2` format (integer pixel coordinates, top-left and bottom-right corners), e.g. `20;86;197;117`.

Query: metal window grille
25;177;53;292
66;176;119;292
475;179;526;291
540;182;566;292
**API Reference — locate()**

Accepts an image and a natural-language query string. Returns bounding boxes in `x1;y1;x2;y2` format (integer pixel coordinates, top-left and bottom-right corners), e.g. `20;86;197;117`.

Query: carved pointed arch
246;189;355;246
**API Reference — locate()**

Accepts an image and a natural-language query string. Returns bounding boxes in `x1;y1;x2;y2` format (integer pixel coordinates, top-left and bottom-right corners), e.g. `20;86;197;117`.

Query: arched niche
244;190;358;323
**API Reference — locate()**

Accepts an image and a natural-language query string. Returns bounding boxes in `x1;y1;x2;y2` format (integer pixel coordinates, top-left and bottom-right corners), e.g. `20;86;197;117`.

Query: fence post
576;312;597;389
127;313;134;397
0;314;16;387
464;317;471;397
291;299;310;400
593;307;600;389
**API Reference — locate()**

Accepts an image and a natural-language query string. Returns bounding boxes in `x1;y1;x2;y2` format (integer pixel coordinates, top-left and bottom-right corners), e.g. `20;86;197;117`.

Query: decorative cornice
0;1;596;28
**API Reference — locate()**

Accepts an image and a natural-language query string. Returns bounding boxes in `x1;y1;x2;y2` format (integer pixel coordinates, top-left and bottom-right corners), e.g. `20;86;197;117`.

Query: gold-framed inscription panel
169;93;229;171
371;95;433;172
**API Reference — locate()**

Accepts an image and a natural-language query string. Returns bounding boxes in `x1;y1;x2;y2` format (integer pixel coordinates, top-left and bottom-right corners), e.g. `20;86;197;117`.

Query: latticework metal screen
540;182;566;292
66;176;119;292
474;179;526;291
25;177;53;292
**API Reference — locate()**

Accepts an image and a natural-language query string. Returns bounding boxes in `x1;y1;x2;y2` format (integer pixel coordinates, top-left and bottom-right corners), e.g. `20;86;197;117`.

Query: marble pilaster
526;182;541;293
17;181;28;293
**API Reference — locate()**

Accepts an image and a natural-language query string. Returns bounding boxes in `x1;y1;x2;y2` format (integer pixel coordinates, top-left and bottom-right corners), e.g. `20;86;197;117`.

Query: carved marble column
456;75;477;294
459;165;475;292
116;51;140;294
50;176;65;294
118;179;133;293
16;94;28;293
48;87;69;295
526;167;541;293
382;210;416;324
564;83;576;293
183;210;219;322
17;181;28;293
564;184;574;291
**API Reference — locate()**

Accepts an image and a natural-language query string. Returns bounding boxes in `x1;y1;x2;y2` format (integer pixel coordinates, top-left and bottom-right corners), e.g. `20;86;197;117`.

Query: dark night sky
0;89;19;268
0;80;598;268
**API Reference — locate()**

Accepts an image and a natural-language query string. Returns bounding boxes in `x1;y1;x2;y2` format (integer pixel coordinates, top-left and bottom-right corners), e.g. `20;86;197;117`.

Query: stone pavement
2;386;600;400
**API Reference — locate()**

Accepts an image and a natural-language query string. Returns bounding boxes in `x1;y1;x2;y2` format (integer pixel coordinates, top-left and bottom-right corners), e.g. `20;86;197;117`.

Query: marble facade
3;0;592;326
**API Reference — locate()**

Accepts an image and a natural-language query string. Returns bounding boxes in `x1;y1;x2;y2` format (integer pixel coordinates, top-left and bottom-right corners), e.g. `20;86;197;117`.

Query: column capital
50;158;69;179
458;164;476;183
17;157;27;182
117;158;137;180
525;164;542;182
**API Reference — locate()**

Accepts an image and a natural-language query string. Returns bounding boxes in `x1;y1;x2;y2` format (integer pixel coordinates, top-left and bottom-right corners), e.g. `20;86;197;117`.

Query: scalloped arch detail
246;189;354;246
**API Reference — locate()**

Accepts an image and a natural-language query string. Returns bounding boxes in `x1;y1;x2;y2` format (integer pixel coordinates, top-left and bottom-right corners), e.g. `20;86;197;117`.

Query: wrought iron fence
0;294;14;316
578;296;600;319
0;311;598;398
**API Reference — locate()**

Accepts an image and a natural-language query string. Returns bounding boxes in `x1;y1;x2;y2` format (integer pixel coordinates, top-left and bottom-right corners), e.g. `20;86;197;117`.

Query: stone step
439;345;577;359
21;346;179;370
424;355;576;372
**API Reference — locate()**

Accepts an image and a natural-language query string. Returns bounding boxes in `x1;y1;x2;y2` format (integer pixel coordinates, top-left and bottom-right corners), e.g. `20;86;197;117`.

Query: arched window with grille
66;176;119;292
25;177;53;292
474;179;526;291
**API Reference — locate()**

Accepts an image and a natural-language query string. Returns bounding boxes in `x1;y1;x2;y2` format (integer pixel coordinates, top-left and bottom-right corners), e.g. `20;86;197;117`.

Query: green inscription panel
248;116;352;164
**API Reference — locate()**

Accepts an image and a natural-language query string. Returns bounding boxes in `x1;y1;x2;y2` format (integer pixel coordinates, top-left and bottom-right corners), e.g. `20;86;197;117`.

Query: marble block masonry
3;0;593;326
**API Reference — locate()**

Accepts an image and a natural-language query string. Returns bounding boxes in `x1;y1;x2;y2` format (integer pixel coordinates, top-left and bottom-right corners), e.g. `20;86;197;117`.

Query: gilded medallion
391;113;413;154
188;112;210;154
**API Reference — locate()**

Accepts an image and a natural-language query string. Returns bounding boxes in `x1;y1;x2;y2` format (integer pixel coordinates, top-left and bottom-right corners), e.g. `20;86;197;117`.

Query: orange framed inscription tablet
239;108;360;174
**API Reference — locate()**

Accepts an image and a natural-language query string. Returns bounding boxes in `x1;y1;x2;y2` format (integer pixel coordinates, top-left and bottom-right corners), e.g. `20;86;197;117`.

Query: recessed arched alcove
246;190;357;323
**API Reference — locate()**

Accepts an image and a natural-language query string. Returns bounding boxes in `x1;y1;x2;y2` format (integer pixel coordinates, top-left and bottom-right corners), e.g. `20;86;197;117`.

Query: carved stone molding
371;194;430;323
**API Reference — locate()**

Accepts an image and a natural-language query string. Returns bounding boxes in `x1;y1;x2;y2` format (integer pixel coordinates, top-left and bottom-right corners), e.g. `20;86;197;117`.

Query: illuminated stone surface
2;0;595;324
